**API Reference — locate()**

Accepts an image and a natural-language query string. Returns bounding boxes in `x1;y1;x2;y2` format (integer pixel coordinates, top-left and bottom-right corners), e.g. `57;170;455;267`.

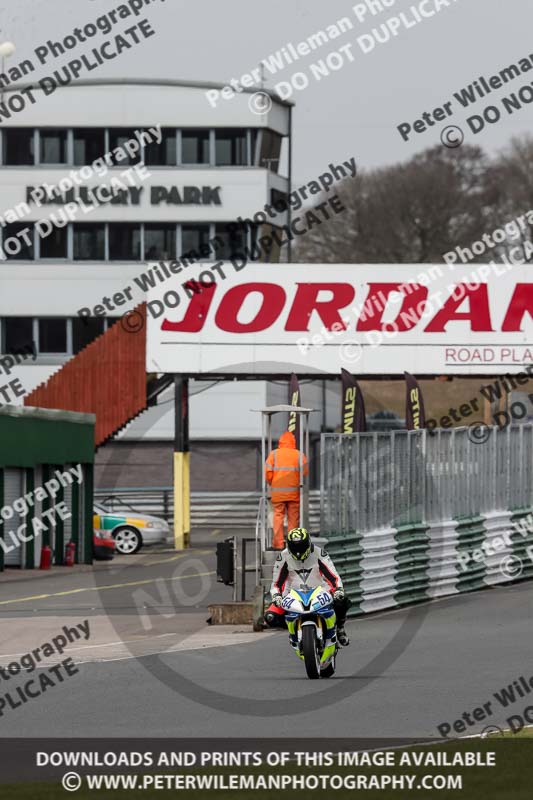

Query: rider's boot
337;626;350;646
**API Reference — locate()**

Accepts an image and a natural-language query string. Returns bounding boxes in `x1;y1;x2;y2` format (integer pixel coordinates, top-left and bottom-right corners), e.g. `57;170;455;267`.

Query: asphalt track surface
1;540;532;739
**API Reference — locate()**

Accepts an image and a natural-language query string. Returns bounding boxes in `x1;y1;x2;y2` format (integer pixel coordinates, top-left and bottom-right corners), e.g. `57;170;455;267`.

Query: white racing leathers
270;545;343;597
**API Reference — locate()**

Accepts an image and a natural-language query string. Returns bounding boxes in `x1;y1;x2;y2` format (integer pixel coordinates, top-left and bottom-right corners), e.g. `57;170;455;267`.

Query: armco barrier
94;488;321;531
321;425;533;617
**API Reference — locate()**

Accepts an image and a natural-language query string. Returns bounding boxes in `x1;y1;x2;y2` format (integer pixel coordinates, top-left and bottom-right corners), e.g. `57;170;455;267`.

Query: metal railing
232;536;258;602
321;424;533;535
94;488;321;531
256;495;266;554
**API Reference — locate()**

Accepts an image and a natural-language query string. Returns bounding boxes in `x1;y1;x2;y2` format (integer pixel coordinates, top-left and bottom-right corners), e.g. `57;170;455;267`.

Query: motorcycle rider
265;527;350;646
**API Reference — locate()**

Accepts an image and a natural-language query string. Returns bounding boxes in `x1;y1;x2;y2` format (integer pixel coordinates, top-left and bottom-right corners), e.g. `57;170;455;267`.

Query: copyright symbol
481;725;505;738
468;421;490;445
340;341;363;365
121;309;144;334
62;772;82;792
500;555;523;580
441;125;464;148
248;91;272;115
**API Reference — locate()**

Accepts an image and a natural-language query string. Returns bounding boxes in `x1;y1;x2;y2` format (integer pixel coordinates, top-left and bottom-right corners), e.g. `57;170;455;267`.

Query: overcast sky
0;0;530;183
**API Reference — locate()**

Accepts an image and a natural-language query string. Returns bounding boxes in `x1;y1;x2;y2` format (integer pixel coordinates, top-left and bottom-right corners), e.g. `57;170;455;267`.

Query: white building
0;78;340;489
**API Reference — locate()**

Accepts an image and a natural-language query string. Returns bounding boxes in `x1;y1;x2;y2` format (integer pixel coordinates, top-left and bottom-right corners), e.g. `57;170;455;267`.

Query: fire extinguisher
65;541;76;567
40;545;52;570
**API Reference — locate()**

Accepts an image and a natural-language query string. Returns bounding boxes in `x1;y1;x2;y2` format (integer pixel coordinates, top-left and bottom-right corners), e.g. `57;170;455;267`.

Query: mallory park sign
26;185;222;207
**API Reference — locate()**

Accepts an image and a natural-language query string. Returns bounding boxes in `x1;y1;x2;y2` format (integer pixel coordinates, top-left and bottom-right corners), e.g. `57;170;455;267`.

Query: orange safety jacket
265;431;308;503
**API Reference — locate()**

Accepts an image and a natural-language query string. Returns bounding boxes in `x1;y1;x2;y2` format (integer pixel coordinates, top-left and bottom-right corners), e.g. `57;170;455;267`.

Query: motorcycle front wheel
320;656;336;678
302;625;320;679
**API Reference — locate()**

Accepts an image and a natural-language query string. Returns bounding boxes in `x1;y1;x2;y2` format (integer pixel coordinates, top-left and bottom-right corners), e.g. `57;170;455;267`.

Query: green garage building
0;405;95;571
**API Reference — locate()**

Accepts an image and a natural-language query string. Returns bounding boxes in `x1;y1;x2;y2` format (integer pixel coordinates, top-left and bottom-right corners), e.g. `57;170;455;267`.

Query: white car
93;503;170;555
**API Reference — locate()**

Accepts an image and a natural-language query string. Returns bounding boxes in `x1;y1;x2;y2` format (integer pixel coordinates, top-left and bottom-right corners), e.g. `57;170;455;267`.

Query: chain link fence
321;424;533;535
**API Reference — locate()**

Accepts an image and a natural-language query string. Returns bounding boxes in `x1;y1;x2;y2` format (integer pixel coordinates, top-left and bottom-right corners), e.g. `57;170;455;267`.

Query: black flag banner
341;368;367;433
405;372;426;430
288;373;301;442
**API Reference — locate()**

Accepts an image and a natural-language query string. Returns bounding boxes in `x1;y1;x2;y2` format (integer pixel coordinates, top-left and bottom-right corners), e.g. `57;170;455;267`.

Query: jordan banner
341;368;367;433
147;264;533;376
287;373;300;443
405;372;426;430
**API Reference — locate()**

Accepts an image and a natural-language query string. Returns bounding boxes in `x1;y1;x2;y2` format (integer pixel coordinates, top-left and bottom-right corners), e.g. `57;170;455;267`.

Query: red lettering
501;283;533;331
215;283;286;333
285;283;354;331
356;283;428;331
161;281;216;332
425;284;493;332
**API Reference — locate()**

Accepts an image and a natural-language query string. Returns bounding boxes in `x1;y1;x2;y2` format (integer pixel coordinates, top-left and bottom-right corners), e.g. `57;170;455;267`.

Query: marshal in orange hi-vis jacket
265;430;309;550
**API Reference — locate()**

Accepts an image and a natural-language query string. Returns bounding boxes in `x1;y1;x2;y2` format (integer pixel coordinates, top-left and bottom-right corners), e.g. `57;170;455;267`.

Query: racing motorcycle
281;585;338;679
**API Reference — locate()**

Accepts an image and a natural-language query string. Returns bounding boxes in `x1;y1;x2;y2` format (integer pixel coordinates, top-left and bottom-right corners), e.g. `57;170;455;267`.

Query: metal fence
321;424;533;535
320;424;533;617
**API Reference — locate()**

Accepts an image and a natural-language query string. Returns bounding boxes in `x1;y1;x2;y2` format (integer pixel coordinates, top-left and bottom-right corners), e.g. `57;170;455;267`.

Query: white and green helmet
287;527;311;561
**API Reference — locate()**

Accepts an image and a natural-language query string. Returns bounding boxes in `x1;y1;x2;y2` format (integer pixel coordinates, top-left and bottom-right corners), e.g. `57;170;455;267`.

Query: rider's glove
333;588;345;602
272;593;283;607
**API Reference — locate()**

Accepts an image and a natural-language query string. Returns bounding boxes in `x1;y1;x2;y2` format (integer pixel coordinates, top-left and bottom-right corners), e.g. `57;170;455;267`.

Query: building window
215;129;248;166
181;225;211;259
144;225;176;260
40;226;68;259
109;223;141;260
73;128;106;165
144;128;177;166
214;223;247;259
2;223;34;260
73;224;105;260
39;319;67;353
3;128;34;165
72;317;105;354
250;129;259;164
270;188;288;214
181;130;210;164
259;130;282;172
39;129;67;164
108;129;140;165
250;224;260;257
2;318;33;353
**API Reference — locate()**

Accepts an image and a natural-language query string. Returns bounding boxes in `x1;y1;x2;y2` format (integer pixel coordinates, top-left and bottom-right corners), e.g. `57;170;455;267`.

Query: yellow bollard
173;451;191;550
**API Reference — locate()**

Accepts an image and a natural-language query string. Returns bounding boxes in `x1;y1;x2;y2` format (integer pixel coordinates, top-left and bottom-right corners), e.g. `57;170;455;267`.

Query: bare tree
486;135;533;262
295;143;503;263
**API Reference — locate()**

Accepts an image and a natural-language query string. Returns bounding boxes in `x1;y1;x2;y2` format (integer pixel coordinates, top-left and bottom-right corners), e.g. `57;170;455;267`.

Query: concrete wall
95;439;261;492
